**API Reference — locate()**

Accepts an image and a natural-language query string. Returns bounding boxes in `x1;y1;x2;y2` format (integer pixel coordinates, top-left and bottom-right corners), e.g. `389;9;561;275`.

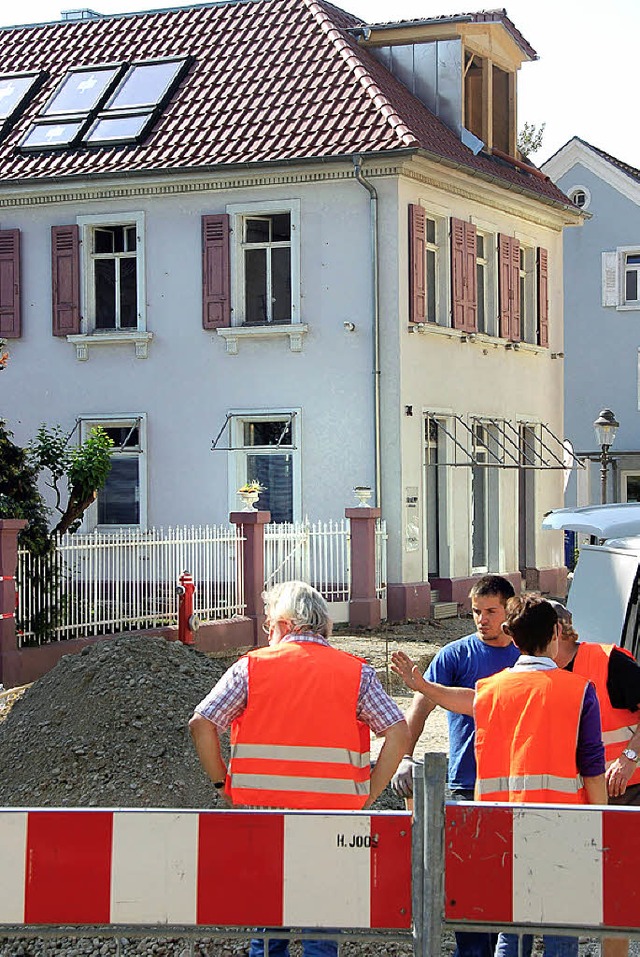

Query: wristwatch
622;748;639;763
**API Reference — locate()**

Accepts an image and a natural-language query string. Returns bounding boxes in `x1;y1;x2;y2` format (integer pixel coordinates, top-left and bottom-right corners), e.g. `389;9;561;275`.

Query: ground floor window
230;411;300;522
79;414;146;529
471;422;499;573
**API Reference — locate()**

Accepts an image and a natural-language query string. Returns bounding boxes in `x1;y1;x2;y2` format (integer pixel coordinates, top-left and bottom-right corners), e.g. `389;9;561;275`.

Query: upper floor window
78;212;145;334
227;199;301;328
0;71;47;138
408;205;446;326
463;52;515;155
626;254;640;304
20;58;188;150
568;187;590;210
243;213;291;324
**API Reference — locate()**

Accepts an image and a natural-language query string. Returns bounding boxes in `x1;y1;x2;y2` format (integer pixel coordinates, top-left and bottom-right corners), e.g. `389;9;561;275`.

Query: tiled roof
0;0;568;208
573;137;640;186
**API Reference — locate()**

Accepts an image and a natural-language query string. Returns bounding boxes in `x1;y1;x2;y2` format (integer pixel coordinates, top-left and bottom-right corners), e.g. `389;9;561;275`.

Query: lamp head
593;408;619;450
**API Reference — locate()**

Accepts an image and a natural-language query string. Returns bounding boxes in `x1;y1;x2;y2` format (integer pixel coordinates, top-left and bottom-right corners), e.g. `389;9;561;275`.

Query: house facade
0;0;579;617
543;138;640;509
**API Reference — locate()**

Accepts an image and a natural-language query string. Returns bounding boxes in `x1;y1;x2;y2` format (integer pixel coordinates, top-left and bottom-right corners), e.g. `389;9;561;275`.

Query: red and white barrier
445;803;640;931
0;808;411;930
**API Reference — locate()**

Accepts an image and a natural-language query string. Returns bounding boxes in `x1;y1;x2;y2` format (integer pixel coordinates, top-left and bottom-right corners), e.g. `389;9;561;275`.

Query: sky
0;0;636;167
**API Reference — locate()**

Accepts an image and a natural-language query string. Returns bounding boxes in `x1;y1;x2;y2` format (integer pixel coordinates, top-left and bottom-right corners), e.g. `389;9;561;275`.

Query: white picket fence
16;524;245;647
16;519;388;646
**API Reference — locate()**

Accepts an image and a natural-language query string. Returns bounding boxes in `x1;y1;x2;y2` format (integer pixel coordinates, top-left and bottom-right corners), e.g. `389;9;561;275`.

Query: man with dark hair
391;574;519;957
392;595;606;957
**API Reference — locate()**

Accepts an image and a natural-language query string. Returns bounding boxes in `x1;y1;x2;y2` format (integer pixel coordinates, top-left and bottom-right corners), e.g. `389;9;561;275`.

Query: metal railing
264;519;351;601
16;524;245;647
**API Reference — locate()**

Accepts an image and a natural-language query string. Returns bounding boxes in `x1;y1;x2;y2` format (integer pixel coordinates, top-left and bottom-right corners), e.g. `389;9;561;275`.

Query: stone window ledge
217;323;309;355
67;331;153;360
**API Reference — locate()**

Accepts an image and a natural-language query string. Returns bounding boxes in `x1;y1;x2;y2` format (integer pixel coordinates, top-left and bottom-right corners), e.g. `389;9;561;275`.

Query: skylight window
43;67;120;116
19;57;189;152
0;72;47;134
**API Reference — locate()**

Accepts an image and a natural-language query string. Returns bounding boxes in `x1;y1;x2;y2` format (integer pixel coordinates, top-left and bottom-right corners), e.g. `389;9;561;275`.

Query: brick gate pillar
0;519;27;689
230;510;271;647
346;507;381;628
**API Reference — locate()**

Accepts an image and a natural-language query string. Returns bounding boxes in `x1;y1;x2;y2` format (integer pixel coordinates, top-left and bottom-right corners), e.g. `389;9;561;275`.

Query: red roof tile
0;0;568;208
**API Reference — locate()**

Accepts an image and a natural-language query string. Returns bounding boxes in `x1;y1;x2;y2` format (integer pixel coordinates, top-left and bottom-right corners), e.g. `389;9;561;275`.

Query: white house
0;0;581;617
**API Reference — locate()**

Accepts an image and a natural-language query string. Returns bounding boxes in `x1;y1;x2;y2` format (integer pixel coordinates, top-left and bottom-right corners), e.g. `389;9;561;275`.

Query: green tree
29;424;114;536
0;419;51;556
518;121;546;158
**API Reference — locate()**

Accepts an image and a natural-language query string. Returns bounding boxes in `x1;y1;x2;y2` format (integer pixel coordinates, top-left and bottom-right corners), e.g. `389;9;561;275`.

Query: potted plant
237;480;266;511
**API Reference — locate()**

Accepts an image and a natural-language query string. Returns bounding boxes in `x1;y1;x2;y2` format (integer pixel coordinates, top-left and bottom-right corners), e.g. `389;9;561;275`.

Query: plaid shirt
195;633;404;736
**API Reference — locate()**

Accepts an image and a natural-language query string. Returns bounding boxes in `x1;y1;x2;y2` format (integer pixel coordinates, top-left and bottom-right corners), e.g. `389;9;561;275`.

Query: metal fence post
422;752;447;957
412;760;425;957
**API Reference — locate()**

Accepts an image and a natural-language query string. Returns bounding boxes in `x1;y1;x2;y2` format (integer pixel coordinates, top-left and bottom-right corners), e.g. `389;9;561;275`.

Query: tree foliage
0;419;51;556
0;419;114;549
28;424;114;537
518;121;546;158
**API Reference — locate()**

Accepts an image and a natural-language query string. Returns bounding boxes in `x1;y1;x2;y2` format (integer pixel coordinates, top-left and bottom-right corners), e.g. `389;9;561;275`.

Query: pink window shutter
537;247;549;347
51;225;80;336
510;237;521;342
202;214;231;329
463;221;477;333
409;204;427;323
498;233;513;339
450;217;466;330
0;229;21;339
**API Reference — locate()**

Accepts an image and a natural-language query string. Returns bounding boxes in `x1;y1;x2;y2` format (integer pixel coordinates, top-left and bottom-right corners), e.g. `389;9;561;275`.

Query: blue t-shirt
425;633;520;790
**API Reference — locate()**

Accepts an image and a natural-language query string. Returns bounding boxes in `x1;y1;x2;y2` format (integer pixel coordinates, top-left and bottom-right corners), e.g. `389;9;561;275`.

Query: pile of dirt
0;636;235;810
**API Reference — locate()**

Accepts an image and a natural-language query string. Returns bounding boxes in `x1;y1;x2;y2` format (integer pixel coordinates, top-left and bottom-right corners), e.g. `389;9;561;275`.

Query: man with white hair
189;579;409;957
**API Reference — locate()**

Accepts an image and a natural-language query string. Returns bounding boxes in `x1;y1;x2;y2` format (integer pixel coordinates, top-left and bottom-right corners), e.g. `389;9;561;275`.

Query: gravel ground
0;617;616;956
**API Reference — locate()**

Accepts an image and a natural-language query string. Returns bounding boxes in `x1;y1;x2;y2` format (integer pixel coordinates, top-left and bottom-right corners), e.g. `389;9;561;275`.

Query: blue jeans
495;932;578;957
249;930;337;956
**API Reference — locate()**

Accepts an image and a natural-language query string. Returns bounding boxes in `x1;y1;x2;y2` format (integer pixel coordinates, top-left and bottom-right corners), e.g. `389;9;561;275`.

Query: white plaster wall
0;166;379;528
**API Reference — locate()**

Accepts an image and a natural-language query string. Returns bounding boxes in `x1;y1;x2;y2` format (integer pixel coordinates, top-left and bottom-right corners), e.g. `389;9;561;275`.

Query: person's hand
606;755;635;798
391;755;417;798
391;650;423;691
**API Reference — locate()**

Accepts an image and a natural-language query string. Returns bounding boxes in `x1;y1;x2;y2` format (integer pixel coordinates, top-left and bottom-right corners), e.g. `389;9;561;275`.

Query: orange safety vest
474;667;589;804
573;643;640;787
227;639;371;809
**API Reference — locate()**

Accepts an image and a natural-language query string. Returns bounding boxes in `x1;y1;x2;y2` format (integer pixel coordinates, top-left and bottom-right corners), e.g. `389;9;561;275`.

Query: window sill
216;323;309;355
67;331;153;360
407;323;548;354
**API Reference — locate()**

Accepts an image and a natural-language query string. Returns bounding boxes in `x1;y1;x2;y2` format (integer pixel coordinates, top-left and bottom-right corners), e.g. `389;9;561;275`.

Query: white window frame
425;213;449;326
519;244;537;344
78;413;148;531
77;211;147;334
603;246;640;311
475;230;499;337
470;420;500;574
567;185;591;210
227;199;301;328
621;471;640;503
227;408;302;522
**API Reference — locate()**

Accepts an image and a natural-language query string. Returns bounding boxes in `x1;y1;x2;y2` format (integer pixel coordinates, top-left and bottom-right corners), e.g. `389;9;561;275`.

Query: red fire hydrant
176;570;199;645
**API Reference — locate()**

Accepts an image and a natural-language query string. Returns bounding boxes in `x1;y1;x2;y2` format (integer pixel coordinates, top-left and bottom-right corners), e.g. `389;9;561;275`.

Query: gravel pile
0;635;406;956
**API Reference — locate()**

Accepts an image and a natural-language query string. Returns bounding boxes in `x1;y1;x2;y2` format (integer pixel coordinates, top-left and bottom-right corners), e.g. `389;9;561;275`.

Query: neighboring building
543;138;640;508
0;0;580;617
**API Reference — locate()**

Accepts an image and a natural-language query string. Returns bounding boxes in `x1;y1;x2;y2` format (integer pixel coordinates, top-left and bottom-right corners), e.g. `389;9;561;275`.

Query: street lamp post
593;408;619;505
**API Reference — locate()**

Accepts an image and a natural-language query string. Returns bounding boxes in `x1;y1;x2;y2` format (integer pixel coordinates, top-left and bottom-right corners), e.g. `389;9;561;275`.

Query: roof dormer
360;10;537;159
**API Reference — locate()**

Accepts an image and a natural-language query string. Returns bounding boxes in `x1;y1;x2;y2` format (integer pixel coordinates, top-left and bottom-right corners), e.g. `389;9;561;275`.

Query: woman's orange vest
573;643;640;787
474;667;589;804
227;639;371;809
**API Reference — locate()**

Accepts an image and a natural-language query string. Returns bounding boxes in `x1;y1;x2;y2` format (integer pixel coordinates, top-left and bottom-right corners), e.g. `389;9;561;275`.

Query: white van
542;503;640;658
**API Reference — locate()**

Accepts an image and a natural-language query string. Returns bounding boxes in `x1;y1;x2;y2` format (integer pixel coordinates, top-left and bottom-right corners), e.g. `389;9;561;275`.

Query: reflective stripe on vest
230;743;371;768
573;643;640;787
476;773;583;797
229;773;370;797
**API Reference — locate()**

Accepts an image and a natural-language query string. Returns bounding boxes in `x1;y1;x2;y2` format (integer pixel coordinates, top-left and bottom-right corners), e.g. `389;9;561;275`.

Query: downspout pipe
353;155;382;510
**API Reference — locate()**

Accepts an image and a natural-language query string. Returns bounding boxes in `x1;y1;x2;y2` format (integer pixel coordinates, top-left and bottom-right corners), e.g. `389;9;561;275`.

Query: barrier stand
421;753;447;957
